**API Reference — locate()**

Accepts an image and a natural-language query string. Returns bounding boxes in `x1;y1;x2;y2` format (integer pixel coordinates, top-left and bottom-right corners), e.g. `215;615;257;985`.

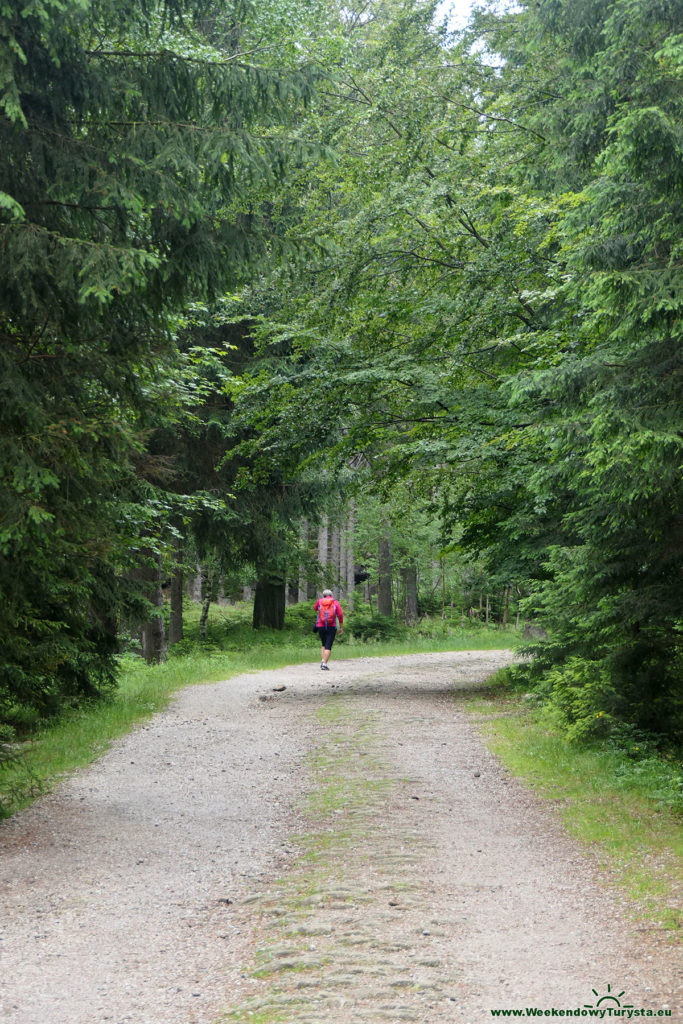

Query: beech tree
228;0;682;740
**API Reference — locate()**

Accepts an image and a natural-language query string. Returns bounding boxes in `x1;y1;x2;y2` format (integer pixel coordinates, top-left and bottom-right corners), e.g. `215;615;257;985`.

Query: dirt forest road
1;651;680;1024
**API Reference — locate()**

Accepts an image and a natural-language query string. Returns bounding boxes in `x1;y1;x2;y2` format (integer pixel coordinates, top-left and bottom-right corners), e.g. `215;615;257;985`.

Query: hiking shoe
321;663;330;671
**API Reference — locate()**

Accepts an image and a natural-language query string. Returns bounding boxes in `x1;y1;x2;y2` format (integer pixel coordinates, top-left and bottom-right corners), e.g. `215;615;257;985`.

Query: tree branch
361;248;463;271
85;43;270;66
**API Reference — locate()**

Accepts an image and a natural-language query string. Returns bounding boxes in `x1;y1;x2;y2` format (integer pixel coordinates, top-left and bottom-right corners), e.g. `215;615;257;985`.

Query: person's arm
335;602;343;631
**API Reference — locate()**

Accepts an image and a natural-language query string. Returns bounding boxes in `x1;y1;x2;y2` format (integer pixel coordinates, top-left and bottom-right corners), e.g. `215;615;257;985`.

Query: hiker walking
314;589;343;670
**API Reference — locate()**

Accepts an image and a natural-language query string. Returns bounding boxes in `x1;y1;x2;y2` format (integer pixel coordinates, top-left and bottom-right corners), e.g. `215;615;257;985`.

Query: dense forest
1;0;681;746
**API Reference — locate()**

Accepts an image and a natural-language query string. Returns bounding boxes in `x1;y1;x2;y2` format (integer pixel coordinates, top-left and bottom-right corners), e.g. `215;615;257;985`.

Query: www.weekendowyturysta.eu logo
489;984;673;1017
585;986;632;1011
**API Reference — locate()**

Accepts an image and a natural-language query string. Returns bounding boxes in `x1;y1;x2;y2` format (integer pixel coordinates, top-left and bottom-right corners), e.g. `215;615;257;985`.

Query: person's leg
321;627;336;666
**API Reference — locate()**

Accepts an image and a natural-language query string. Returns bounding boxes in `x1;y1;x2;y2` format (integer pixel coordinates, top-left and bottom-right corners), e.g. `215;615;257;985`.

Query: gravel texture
0;651;680;1024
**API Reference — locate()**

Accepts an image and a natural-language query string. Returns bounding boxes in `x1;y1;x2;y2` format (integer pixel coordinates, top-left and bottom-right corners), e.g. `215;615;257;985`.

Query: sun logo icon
584;984;634;1010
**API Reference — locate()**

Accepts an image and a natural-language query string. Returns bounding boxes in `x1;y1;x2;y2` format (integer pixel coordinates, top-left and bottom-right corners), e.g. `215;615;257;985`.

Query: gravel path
0;651;679;1023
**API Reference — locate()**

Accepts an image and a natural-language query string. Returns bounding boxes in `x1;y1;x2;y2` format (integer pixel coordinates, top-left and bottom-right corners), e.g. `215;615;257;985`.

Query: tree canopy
1;0;681;745
0;0;318;719
226;0;683;741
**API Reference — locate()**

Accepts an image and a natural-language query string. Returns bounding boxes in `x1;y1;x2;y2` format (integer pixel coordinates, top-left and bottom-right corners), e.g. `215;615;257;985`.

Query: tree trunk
169;551;184;648
199;564;216;642
329;523;340;589
346;502;355;610
253;576;286;629
377;535;393;618
338;522;347;601
186;566;202;601
317;518;329;572
298;518;309;603
403;562;418;624
199;596;210;640
502;585;510;629
140;550;166;664
485;593;490;626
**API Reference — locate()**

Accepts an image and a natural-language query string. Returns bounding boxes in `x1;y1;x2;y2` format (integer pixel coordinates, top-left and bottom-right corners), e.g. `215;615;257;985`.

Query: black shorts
317;626;337;650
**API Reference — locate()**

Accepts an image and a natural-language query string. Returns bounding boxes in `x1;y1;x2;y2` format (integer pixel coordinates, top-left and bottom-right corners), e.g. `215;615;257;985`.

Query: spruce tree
0;0;317;722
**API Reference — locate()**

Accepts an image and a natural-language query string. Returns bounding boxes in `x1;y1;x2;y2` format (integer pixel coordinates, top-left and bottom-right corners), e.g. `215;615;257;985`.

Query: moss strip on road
225;693;455;1024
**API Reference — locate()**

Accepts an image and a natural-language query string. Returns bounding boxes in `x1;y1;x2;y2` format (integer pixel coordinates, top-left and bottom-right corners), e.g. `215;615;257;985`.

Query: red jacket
314;597;343;628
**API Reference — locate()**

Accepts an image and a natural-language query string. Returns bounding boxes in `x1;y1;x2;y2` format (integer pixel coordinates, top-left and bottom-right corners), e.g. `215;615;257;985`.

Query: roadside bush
0;740;38;818
542;658;618;742
611;755;683;814
0;724;16;743
285;602;317;633
345;610;407;643
604;722;683;812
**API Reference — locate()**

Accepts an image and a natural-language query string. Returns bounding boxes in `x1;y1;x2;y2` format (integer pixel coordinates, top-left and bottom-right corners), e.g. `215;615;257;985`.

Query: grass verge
463;681;682;933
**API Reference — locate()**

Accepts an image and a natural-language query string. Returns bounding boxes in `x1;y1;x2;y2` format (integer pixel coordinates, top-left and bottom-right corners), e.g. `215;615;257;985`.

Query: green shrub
611;755;683;813
346;611;407;643
285;602;318;633
3;703;43;737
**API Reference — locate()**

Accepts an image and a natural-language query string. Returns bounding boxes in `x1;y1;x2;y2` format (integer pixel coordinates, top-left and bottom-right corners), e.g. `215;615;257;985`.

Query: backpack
317;597;336;627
